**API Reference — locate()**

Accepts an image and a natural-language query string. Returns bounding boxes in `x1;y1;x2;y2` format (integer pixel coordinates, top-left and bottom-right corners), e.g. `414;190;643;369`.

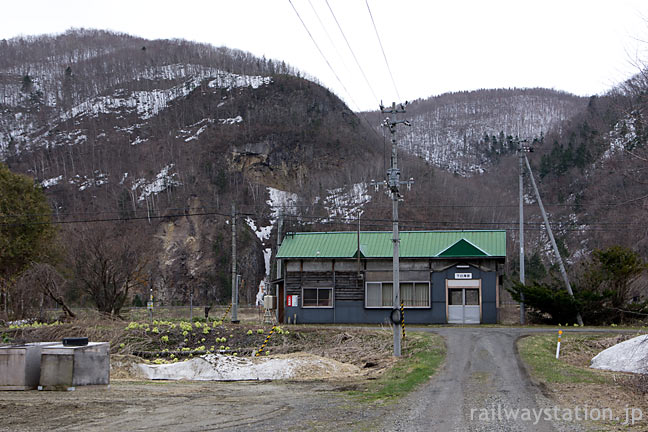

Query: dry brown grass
4;315;138;353
2;316;395;375
559;333;648;394
268;327;396;374
559;333;638;368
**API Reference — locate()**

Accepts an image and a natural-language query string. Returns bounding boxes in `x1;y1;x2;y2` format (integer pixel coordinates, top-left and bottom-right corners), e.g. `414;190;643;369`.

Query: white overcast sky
2;0;648;111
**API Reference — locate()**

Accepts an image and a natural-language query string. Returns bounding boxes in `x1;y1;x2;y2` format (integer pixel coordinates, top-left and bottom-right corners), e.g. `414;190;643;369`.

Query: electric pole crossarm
523;154;584;326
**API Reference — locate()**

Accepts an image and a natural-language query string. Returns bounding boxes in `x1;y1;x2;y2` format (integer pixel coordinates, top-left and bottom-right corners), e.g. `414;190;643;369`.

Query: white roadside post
555;330;563;359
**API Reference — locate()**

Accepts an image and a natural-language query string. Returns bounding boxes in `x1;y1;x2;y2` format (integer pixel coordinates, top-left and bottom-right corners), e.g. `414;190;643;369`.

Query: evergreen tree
21;74;33;93
0;163;56;281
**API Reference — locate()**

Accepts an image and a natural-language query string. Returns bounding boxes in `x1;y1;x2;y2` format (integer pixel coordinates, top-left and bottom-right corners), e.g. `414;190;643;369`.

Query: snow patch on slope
41;175;62;188
219;115;243;125
267;187;299;223
132;164;181;201
69;171;109;191
208;73;272;90
604;113;638;159
246;217;272;242
239;187;300;277
59;69;269;123
320;182;371;221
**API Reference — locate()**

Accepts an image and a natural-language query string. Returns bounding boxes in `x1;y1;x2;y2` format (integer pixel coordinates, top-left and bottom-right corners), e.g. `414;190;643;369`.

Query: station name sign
454;273;473;279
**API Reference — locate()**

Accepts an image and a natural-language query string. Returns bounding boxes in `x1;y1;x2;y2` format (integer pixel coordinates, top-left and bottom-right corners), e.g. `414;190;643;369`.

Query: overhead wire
288;0;360;111
307;0;353;80
325;0;380;107
365;0;401;101
2;203;643;235
287;0;383;141
2;197;646;220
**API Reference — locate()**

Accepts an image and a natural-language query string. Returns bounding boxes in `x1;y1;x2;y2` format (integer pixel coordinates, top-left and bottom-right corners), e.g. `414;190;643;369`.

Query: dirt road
380;327;583;432
1;379;387;432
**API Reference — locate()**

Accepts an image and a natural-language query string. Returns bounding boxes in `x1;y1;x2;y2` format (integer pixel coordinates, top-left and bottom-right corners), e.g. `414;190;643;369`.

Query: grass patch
518;334;607;384
349;332;445;403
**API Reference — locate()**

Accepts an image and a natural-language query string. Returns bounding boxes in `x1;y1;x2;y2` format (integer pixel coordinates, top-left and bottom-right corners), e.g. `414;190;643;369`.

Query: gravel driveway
379;327;585;432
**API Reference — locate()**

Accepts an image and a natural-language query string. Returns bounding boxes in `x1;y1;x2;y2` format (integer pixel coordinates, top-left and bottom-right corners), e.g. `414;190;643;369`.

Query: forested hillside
0;30;384;314
364;88;586;175
1;29;647;319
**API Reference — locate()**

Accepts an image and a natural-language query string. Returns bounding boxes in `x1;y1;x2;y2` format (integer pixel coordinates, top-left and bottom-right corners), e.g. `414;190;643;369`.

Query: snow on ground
0;66;268;159
267;187;298;223
178;116;242;142
245;216;272;242
132;164;181;201
256;280;266;305
61;81;200;121
137;64;223;82
135;352;360;381
219;115;243;124
604;113;638;159
590;334;648;374
184;125;208;142
60;69;269;123
321;182;371;221
41;175;62;188
245;216;274;276
263;248;272;276
68;171;109;191
208;73;272;90
131;136;147;146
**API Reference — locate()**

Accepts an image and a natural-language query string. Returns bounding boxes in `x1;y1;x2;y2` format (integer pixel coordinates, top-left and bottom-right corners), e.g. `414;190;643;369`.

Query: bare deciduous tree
15;263;75;320
69;224;150;316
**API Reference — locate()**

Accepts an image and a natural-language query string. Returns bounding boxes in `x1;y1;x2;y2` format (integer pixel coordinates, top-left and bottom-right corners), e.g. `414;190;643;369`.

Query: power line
307;0;353;80
365;0;401;101
288;0;362;114
0;210;233;227
279;216;638;233
287;0;384;141
1;207;639;234
281;214;644;228
325;0;380;106
2;201;645;220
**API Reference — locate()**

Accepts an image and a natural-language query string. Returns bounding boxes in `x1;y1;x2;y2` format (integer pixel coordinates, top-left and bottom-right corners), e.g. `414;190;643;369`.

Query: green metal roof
277;230;506;259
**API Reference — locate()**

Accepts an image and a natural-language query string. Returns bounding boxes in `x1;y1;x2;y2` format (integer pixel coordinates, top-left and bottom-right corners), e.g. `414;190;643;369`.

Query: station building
274;230;506;324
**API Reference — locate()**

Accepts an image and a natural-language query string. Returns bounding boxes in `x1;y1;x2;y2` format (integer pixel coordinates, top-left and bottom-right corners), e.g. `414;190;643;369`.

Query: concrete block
0;343;57;390
38;342;110;391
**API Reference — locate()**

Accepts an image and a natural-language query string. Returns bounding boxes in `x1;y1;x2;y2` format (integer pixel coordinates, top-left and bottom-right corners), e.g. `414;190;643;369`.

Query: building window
401;282;430;308
365;282;430;308
366;282;393;308
302;287;333;307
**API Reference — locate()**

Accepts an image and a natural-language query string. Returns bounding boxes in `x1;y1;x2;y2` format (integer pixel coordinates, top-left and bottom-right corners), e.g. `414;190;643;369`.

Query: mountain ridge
2;29;647;310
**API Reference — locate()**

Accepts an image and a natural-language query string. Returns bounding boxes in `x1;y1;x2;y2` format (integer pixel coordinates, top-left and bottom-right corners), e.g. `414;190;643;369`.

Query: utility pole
231;203;239;324
276;211;283;282
523;155;584;326
373;101;413;357
189;289;193;322
518;139;526;325
275;211;283;323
